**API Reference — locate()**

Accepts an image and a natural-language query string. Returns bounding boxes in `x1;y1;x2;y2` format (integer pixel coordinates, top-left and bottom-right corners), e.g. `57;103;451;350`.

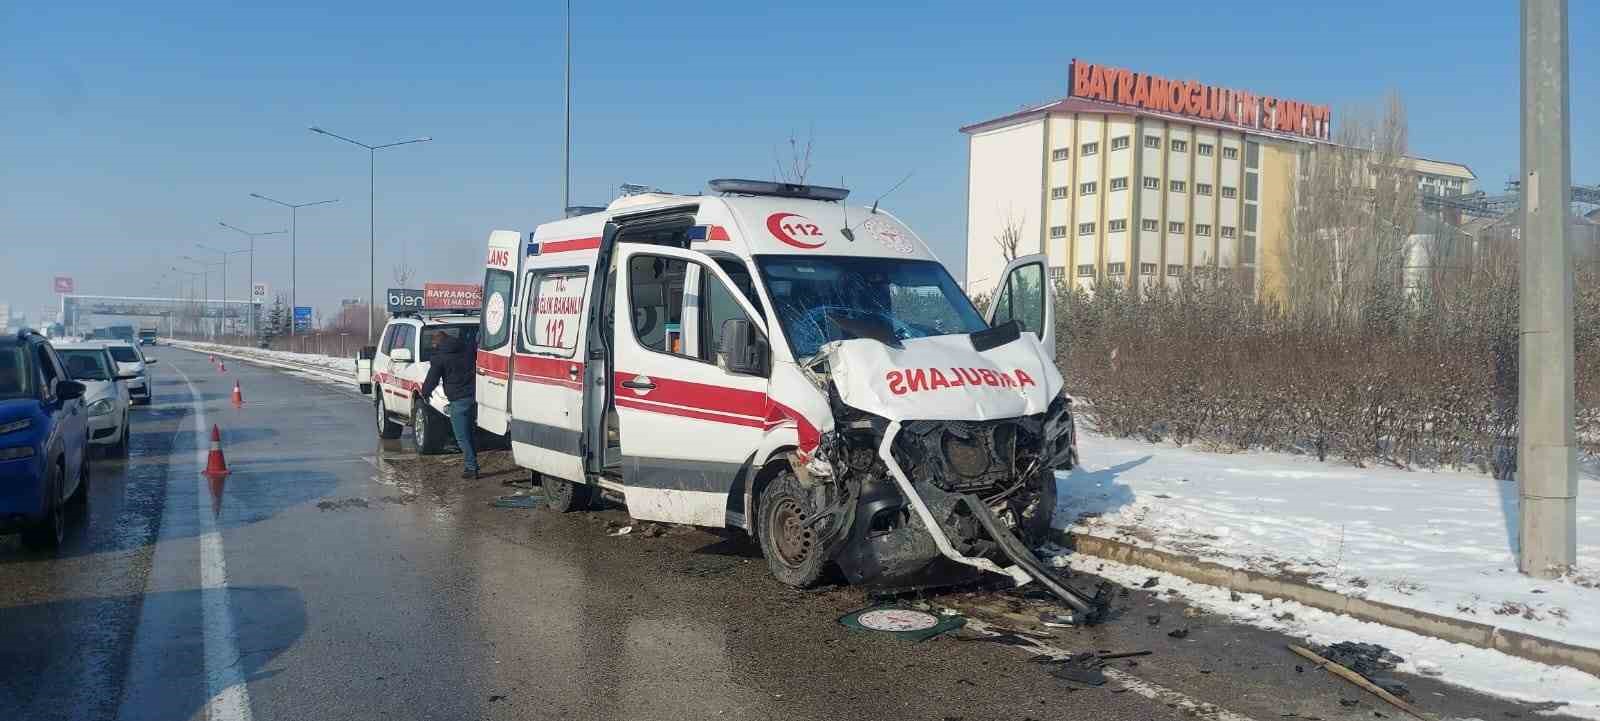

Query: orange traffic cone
203;424;230;480
231;381;244;408
209;354;217;364
218;361;226;373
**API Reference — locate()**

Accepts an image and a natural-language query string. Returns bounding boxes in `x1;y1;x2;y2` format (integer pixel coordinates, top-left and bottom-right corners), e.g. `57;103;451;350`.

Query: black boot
461;468;478;480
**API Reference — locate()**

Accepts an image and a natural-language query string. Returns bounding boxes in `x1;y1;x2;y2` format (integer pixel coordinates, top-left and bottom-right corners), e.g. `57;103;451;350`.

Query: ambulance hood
823;332;1062;422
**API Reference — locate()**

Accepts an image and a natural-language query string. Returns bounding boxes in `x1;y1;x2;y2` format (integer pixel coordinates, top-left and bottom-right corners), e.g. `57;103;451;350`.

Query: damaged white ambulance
476;179;1098;615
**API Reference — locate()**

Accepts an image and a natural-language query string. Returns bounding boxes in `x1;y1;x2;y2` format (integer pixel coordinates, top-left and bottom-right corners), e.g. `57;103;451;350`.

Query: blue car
0;329;89;549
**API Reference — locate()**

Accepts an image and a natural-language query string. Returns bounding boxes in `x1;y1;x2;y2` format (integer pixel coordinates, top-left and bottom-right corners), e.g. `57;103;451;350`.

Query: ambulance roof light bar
708;178;849;202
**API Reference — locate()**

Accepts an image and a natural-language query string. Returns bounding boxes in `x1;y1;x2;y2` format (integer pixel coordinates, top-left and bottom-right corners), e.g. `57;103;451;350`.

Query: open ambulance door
609;242;771;527
986;253;1055;359
475;230;523;436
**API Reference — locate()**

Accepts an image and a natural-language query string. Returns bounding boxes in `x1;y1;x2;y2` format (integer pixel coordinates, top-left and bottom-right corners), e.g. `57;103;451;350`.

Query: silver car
53;342;135;456
103;340;156;406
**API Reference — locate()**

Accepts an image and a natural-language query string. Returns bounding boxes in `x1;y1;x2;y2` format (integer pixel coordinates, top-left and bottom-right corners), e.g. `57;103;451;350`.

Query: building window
1168;221;1186;234
1142;176;1161;190
1167;264;1184;277
1245;141;1260;169
1077;264;1095;278
1051;186;1069;200
1106;262;1126;275
1107;218;1127;232
1049;266;1066;281
1078;222;1096;236
1049;225;1067;239
1140;262;1157;276
1222;146;1240;160
1241;236;1257;263
1080;181;1097;196
1194;223;1212;236
1221;186;1238;199
1169;180;1187;193
1110;176;1129;191
1111;136;1130;151
1245;173;1259;202
1170;139;1188;153
1220;226;1236;239
1051;148;1070;162
1144;135;1162;149
1244;204;1258;232
1197;143;1214;157
1141;218;1159;232
1081;141;1099;156
1196;183;1213;196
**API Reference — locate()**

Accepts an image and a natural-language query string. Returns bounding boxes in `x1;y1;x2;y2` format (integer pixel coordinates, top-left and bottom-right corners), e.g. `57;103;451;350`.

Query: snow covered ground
169;341;356;380
1052;432;1600;715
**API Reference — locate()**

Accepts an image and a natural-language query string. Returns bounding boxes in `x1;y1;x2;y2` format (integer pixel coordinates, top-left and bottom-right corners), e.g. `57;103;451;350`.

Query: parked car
0;329;89;549
53;342;134;457
104;340;156;405
363;312;480;454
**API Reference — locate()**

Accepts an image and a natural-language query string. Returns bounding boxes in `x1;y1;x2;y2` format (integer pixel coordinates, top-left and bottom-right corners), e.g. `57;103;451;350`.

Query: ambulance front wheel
757;468;828;588
542;475;593;513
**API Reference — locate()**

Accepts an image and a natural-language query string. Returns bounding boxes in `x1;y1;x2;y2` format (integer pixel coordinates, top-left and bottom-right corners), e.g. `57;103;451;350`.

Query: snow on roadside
1051;550;1600;719
1050;431;1600;703
169;341;356;379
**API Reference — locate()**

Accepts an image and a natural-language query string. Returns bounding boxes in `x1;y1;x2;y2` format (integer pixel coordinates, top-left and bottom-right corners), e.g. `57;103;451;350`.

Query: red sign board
1069;59;1331;140
53;276;74;294
424;282;483;310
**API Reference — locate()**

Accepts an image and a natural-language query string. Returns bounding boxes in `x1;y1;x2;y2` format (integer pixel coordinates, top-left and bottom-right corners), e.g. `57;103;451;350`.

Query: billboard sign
1068;58;1331;140
293;306;313;332
423;282;483;310
386;288;425;314
53;276;74;294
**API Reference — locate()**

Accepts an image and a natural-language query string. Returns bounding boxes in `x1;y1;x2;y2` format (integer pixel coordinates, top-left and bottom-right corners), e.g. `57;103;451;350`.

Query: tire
374;388;402;439
113;417;130;458
21;462;66;550
1013;467;1058;548
756;468;829;588
68;454;90;507
359;383;372;395
542;474;594;513
414;402;448;455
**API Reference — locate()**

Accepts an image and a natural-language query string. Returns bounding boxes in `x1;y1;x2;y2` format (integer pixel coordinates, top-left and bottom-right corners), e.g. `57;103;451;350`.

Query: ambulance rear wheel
757;468;828;588
413;403;448;455
374;389;402;439
542;475;593;513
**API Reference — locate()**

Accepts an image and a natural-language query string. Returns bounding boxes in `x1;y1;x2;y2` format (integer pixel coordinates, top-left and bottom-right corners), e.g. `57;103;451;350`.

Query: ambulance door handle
567;364;580;379
621;377;656;391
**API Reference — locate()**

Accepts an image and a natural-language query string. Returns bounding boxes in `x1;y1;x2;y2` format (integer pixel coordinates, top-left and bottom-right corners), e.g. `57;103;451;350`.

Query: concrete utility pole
1517;0;1577;578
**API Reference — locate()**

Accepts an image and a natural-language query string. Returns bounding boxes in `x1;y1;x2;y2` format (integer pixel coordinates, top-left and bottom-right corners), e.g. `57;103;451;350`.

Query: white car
364;312;480;454
53;342;134;457
103;340;155;405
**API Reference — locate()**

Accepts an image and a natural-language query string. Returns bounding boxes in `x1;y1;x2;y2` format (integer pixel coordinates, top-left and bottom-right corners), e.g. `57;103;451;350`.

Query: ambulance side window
699;275;760;369
521;268;588;356
480;269;515;351
627;254;689;357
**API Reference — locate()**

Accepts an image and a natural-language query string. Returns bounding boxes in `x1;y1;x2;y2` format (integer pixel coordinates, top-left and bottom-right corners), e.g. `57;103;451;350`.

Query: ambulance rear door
508;252;593;483
475;230;522;435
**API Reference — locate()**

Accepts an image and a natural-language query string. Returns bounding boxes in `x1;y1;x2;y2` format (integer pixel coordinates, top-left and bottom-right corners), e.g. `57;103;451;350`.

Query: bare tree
773;125;815;185
995;206;1025;263
392;263;415;288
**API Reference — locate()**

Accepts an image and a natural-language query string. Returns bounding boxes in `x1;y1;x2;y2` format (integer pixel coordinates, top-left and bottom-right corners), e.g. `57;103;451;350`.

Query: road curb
166;341;356;385
1055;530;1600;679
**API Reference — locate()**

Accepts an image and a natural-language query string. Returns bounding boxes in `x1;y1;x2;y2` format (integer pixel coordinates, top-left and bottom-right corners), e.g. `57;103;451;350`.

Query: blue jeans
446;398;478;472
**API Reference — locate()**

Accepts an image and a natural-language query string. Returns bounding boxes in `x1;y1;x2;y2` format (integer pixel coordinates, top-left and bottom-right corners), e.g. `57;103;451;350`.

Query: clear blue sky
1;0;1594;323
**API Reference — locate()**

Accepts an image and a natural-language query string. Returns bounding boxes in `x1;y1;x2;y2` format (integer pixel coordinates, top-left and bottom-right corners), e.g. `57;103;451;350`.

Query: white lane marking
172;361;255;721
961;617;1258;721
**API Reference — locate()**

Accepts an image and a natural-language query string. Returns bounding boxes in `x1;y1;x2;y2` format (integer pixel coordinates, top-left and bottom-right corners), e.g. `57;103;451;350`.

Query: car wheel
374;388;401;439
757;468;829;588
114;417;131;458
68;454;90;507
542;474;593;513
21;463;66;550
359;383;372;395
414;402;447;455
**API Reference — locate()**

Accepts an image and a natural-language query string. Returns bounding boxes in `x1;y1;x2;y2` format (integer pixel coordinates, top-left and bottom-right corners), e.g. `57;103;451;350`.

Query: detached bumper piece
960;493;1105;621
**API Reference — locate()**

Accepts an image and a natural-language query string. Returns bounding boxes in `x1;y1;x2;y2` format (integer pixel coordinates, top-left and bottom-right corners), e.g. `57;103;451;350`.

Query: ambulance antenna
840;176;854;241
869;171;914;215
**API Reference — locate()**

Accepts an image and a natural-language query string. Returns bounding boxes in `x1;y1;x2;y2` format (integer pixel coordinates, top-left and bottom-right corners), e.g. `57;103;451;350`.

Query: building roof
959;95;1322;144
1406;155;1477;181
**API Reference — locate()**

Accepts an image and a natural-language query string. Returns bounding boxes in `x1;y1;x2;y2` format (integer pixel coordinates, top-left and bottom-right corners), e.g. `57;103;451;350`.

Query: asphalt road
0;345;1578;721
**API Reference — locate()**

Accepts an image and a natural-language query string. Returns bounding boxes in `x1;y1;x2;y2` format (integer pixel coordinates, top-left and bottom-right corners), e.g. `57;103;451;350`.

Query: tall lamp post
194;243;249;335
181;257;224;338
170;266;205;337
249;193;338;336
308;126;431;343
218;222;285;339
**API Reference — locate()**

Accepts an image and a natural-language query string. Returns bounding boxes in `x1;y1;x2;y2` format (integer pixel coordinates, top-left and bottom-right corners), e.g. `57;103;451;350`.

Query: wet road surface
0;346;1579;720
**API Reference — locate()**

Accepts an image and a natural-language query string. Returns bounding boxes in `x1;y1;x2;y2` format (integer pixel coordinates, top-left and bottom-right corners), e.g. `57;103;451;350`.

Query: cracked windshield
0;2;1595;720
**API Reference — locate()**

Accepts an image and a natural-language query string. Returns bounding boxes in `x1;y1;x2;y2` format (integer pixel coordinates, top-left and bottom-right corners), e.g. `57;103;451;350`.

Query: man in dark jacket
420;331;478;478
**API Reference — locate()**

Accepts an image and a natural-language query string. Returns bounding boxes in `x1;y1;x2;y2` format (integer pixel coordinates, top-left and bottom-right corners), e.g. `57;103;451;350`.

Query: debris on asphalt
607;525;634;536
1038;612;1076;628
673;561;737;578
1146;614;1162;626
1322;642;1404;679
1167;627;1189;639
838;606;966;642
1141;576;1161;588
1183;607;1203;618
1287;645;1428;721
492;493;542;509
1230;590;1244;602
1048;653;1108;687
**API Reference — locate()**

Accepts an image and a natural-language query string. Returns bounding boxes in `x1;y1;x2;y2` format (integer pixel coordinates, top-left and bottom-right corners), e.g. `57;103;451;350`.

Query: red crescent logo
766;212;825;249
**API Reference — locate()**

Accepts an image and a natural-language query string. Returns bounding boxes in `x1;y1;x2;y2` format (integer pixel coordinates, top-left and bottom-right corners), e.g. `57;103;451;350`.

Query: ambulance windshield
756;256;988;361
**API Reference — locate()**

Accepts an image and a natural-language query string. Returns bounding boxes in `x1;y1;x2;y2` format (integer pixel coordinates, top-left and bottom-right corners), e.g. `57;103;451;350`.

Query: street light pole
249;194;338;336
1518;0;1576;578
219;223;285;340
563;0;572;215
195;243;249;335
309;127;430;344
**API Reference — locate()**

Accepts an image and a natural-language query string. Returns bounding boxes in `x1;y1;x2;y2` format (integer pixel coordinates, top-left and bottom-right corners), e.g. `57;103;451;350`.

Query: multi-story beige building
962;59;1474;303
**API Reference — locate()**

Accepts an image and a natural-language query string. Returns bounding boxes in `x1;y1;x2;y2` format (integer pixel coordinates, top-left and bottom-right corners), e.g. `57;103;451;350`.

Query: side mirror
717;318;765;376
391;348;414;363
57;380;86;401
144;358;159;365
